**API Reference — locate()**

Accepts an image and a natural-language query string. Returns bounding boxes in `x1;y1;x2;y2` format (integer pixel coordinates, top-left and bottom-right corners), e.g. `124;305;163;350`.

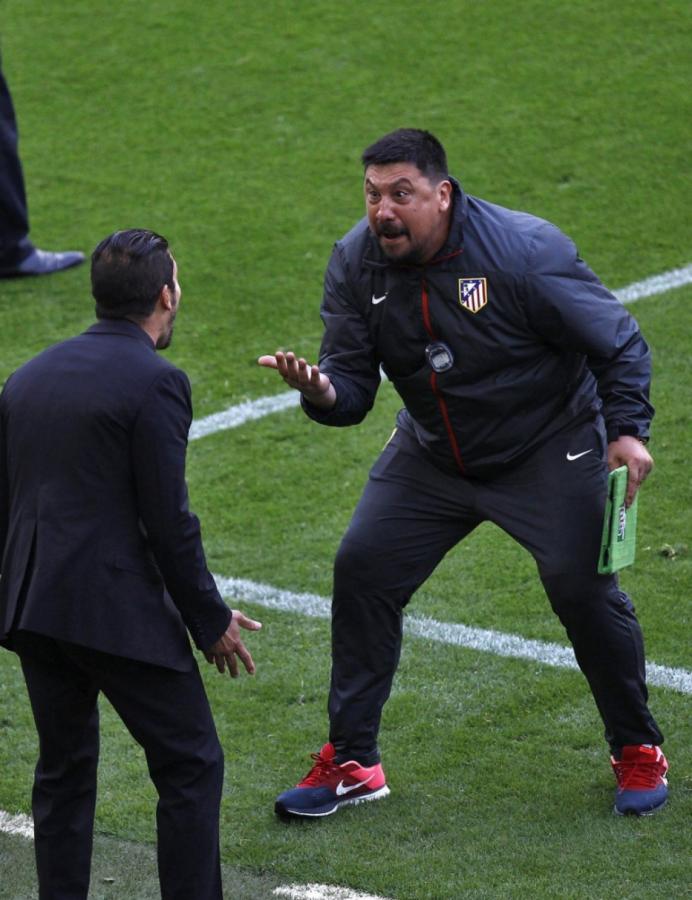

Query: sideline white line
214;574;692;695
273;885;394;900
0;811;33;839
614;263;692;304
3;569;689;855
189;263;691;440
189;390;299;441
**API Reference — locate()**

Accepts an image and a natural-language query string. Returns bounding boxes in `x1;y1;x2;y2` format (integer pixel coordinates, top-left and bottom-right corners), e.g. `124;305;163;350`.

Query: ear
159;283;175;311
438;179;452;212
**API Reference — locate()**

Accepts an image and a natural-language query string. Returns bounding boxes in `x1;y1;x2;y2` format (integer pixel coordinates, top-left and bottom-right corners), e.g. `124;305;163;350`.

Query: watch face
425;341;454;373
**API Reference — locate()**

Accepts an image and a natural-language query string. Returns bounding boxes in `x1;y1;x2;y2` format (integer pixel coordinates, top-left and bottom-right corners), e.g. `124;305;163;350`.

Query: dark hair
91;229;174;320
361;129;448;183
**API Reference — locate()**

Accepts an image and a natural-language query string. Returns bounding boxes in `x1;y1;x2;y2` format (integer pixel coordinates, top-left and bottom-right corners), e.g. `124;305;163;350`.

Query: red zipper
421;280;465;473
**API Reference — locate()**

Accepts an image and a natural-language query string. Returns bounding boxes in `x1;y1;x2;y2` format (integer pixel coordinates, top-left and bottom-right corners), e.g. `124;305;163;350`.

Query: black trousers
328;415;663;765
13;632;224;900
0;62;32;265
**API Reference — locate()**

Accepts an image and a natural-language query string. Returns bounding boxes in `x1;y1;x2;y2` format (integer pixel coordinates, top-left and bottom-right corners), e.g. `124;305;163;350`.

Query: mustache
377;224;409;238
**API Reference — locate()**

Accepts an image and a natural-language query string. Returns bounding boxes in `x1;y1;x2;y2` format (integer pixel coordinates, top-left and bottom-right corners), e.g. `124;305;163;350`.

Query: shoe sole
613;798;668;817
275;785;390;820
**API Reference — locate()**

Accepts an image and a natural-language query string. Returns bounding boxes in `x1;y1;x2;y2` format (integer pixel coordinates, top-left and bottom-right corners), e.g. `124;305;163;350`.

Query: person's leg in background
0;62;84;277
0;64;32;268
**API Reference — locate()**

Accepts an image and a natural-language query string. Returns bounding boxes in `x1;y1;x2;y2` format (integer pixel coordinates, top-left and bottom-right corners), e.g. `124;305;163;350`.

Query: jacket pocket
109;555;163;584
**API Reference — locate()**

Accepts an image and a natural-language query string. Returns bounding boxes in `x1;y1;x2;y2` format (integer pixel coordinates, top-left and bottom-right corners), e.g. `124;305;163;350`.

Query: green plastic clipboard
598;465;638;574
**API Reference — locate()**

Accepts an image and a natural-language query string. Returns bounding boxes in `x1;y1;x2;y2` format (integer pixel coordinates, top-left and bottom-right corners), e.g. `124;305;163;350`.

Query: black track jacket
303;179;653;478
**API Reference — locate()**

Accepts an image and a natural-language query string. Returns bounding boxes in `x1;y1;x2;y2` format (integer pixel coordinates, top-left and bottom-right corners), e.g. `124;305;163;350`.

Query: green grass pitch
0;1;690;897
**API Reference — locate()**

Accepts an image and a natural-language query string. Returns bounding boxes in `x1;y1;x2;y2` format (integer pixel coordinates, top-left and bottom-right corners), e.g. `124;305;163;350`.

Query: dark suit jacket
0;319;231;671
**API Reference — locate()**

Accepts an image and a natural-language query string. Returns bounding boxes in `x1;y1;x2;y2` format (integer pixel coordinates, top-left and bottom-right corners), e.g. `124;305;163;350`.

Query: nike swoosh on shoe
336;775;375;796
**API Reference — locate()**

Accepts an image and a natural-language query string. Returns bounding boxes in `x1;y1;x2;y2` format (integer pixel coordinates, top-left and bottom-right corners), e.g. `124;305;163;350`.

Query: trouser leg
0;64;32;263
478;415;663;751
540;571;662;749
15;633;99;900
329;429;479;765
78;649;225;900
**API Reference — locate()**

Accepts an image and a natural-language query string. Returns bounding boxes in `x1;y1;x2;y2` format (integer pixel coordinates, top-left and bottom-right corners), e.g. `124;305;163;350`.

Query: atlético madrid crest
458;277;488;313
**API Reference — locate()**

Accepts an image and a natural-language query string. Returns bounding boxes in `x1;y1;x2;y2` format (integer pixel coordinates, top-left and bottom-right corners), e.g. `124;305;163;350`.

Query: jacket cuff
195;605;233;652
606;423;650;444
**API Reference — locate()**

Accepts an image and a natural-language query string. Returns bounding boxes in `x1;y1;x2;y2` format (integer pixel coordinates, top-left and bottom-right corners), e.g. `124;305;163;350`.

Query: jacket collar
444;176;467;254
85;318;156;349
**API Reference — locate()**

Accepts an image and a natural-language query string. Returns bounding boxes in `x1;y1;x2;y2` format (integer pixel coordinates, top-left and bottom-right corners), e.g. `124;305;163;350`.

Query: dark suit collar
86;318;156;349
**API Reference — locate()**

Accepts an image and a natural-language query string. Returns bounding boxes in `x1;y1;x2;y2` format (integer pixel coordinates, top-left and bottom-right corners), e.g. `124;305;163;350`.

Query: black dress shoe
0;248;85;278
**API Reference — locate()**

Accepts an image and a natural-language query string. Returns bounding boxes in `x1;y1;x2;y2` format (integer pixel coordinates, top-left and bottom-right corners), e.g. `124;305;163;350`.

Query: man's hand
607;435;653;507
258;350;337;410
205;610;262;678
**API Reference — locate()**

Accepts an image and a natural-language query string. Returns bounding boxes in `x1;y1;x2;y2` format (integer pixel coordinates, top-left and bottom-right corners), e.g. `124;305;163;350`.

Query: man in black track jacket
260;129;667;820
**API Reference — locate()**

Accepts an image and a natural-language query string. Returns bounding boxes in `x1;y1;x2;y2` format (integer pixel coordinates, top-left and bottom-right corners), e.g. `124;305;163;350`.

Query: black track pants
328;416;663;764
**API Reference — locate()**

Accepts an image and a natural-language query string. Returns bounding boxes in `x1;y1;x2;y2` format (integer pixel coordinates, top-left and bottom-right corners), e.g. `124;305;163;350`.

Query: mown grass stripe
189;263;691;440
214;575;692;695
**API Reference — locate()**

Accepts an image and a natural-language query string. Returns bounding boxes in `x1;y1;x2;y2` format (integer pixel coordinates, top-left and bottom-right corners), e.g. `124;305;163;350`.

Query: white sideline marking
189;390;299;440
3;572;689;868
0;811;33;839
273;885;394;900
214;574;692;694
614;263;692;304
189;263;691;440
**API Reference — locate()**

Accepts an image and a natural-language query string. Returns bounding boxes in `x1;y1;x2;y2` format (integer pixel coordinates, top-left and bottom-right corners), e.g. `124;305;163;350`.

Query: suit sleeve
131;367;231;651
522;223;654;440
301;243;381;426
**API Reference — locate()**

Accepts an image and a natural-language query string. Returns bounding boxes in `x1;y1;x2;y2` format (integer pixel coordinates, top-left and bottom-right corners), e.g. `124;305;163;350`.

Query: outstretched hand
607;435;653;507
205;610;262;678
258;350;336;409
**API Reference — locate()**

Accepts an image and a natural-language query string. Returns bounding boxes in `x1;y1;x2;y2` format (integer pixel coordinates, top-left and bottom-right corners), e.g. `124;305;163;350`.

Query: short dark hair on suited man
91;229;174;320
361;128;449;184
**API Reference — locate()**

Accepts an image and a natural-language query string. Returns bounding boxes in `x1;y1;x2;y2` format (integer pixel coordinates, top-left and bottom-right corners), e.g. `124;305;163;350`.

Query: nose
375;196;396;222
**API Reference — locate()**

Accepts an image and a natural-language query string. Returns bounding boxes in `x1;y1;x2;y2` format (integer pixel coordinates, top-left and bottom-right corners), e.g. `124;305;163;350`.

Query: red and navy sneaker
611;744;669;816
275;742;390;819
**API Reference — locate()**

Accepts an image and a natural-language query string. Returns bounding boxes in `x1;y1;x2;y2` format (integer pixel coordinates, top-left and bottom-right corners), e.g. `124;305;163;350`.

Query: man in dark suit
0;229;261;899
0;58;84;277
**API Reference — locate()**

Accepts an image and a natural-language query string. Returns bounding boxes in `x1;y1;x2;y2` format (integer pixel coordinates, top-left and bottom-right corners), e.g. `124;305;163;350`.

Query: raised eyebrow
365;178;414;191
